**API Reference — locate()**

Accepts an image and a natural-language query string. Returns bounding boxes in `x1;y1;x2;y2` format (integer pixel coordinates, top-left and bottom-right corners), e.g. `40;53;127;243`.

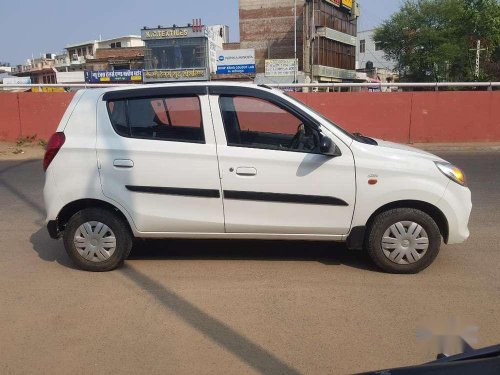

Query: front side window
360;39;366;53
219;96;320;153
107;96;204;143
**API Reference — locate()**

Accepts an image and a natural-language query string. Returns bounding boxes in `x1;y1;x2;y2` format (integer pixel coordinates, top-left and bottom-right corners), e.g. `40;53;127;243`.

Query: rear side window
107;96;204;143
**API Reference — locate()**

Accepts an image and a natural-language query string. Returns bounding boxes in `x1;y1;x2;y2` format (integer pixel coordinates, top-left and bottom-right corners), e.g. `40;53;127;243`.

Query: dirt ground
0;140;46;160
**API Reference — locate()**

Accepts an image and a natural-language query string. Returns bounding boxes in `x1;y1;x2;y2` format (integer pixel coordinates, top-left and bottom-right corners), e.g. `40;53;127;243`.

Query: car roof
93;81;273;95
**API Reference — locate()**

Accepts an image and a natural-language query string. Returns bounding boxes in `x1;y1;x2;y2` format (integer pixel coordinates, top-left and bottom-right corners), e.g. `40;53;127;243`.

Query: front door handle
114;159;134;168
236;167;257;176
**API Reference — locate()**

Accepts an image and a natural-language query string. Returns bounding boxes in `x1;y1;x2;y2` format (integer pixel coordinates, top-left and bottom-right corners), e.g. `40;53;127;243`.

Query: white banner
265;59;298;77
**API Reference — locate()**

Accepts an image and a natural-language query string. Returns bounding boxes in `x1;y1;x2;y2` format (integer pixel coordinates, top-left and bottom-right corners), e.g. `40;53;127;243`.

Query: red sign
325;0;341;6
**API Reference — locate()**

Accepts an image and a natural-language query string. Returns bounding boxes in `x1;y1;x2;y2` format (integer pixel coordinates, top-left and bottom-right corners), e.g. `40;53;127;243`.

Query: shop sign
84;70;143;83
216;49;256;74
342;0;353;10
324;0;341;6
143;69;208;82
265;59;298;77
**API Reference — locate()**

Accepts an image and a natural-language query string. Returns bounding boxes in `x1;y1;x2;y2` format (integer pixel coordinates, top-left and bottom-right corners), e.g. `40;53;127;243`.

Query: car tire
366;208;441;274
63;208;133;272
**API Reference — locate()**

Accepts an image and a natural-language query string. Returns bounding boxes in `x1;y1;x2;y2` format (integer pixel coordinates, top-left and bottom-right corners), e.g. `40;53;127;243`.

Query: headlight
435;161;466;186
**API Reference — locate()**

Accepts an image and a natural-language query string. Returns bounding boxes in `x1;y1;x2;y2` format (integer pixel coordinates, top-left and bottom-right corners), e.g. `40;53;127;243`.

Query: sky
0;0;402;66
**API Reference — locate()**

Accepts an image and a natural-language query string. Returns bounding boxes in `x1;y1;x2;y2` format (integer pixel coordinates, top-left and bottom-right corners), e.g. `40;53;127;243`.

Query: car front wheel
366;208;442;274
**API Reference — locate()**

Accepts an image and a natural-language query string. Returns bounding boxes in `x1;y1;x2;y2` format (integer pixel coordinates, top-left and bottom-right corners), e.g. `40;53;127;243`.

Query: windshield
284;92;378;145
284;93;355;139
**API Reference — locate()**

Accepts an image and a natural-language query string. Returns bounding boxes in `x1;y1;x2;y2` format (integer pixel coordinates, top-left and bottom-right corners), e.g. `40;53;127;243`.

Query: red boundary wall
0;92;75;141
0;91;499;143
292;91;500;143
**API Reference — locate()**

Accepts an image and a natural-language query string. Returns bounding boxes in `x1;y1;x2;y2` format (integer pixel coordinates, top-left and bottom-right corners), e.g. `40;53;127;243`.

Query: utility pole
294;0;297;83
470;39;486;79
475;40;481;78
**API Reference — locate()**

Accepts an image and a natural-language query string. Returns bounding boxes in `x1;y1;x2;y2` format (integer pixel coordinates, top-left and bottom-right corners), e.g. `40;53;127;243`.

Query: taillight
43;132;66;171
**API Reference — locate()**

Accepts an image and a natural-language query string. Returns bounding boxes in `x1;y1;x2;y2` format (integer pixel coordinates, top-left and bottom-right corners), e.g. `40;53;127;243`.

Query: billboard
216;49;256;75
141;27;205;40
325;0;341;6
265;59;298;77
2;77;31;84
342;0;353;10
84;70;143;83
143;69;208;82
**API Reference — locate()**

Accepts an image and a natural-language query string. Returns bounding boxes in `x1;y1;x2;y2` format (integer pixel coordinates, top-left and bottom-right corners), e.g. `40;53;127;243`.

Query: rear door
208;86;356;236
96;86;224;234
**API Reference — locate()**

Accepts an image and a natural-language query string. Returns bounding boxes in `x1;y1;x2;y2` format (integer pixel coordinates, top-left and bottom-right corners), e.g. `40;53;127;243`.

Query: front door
97;87;224;234
209;90;356;235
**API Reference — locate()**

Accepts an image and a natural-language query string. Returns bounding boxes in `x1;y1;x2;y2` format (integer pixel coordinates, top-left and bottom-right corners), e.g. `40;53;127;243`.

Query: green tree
374;0;500;82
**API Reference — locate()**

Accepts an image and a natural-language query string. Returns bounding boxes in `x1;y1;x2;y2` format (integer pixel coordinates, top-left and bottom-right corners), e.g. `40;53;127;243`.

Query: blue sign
84;70;143;83
216;64;256;75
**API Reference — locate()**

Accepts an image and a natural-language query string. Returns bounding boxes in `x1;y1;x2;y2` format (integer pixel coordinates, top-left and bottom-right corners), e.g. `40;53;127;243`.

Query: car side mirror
320;135;341;157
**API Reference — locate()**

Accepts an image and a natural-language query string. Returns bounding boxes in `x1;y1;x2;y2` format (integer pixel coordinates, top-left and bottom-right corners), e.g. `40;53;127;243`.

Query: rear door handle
236;167;257;176
114;159;134;168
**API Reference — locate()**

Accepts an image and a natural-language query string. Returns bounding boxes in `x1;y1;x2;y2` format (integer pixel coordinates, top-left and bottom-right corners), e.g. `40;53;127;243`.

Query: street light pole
294;0;297;83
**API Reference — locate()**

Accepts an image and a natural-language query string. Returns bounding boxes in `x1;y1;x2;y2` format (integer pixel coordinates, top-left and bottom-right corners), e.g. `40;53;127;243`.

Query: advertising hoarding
216;49;256;74
84;70;143;83
324;0;341;6
342;0;353;10
141;27;205;40
265;59;298;77
2;77;31;84
143;69;208;82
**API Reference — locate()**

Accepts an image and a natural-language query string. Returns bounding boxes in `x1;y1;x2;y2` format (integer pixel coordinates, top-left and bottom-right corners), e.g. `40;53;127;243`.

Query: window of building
375;42;383;51
110;42;122;49
107;96;204;143
219;96;319;153
360;39;366;53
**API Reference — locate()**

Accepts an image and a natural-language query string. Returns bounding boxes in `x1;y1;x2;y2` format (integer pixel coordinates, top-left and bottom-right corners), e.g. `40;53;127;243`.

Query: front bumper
437;182;472;244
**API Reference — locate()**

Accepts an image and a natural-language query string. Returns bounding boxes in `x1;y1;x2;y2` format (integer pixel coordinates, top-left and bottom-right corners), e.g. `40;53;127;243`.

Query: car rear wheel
63;208;132;272
366;208;442;274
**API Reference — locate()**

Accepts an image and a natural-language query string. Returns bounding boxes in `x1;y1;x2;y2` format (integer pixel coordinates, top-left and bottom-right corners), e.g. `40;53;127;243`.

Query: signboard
141;27;205;40
342;0;353;10
216;49;256;75
32;87;65;93
325;0;341;6
2;77;31;84
143;69;208;82
265;59;298;77
84;70;143;83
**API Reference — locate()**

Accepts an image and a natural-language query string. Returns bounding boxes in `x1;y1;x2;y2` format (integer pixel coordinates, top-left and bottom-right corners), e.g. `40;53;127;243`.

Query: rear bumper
47;220;60;239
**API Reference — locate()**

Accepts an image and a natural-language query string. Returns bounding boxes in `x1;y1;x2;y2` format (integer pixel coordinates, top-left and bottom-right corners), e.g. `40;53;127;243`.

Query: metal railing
1;82;500;91
268;82;500;91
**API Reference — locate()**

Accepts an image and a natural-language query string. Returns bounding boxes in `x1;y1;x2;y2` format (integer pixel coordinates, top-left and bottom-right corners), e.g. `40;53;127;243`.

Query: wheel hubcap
74;221;117;263
381;221;429;265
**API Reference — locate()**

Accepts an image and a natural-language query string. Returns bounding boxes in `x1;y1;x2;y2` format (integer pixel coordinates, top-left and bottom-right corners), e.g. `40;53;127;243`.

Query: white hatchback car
43;83;471;273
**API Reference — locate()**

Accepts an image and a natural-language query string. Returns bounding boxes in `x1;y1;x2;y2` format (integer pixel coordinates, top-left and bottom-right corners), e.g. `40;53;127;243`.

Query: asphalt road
1;152;499;374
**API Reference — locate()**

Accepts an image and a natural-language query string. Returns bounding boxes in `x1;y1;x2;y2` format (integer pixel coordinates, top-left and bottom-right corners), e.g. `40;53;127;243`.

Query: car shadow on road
30;227;77;270
129;238;379;272
30;227;378;272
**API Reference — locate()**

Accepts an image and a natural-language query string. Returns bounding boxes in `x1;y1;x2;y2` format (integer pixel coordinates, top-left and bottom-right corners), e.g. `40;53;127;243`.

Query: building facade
356;29;396;71
239;0;359;83
14;54;58;84
356;29;398;84
141;23;228;83
59;36;145;72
